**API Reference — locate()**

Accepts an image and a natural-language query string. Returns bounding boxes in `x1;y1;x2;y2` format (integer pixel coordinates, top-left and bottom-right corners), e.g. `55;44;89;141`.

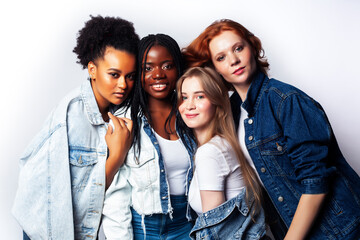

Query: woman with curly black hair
102;34;195;239
12;15;139;240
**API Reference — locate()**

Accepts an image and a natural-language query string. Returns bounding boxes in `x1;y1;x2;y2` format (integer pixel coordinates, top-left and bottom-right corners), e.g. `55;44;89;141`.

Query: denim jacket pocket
126;148;157;188
258;135;294;176
69;147;99;190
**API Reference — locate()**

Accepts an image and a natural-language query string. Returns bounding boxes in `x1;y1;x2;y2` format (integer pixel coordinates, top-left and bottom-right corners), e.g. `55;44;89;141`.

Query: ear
87;61;96;80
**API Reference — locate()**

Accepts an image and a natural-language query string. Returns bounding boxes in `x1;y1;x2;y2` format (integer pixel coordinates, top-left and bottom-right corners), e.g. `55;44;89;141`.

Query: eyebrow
214;41;244;56
108;68;121;72
144;59;173;64
181;91;205;94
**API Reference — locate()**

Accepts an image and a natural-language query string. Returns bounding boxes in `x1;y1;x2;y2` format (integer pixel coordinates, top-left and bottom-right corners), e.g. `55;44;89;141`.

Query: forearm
285;193;326;240
105;154;126;189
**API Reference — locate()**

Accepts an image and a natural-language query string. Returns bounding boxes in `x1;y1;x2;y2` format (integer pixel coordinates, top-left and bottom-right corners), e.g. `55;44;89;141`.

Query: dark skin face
141;45;179;140
142;45;178;101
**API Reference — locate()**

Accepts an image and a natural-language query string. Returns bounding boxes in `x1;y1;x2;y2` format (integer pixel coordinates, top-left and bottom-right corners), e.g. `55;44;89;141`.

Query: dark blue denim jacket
230;72;360;239
190;188;266;240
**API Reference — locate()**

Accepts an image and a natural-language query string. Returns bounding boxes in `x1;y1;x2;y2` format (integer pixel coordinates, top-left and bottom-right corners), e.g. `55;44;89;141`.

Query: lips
151;83;168;91
233;66;245;75
185;113;198;119
114;92;126;98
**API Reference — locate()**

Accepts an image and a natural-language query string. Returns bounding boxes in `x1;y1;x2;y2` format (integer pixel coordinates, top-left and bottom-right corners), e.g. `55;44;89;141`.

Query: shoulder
265;77;316;102
196;136;232;166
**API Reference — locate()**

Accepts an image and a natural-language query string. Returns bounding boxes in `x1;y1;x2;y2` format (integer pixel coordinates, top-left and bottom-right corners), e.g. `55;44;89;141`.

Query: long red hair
183;19;269;75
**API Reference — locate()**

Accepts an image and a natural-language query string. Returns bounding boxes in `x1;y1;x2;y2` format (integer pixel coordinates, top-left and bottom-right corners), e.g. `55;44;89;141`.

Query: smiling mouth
185;114;198;119
233;67;245;75
151;83;168;91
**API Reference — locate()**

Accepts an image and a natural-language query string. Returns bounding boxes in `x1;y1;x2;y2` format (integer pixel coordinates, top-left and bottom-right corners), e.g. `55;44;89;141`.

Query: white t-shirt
238;106;262;184
188;135;245;215
238;105;275;240
154;131;190;195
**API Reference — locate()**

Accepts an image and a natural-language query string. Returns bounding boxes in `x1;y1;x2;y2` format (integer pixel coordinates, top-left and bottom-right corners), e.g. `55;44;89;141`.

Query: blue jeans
131;195;193;240
23;232;30;240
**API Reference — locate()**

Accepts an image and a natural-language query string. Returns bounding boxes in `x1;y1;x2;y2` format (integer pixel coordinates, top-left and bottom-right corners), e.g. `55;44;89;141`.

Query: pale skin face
209;30;257;101
178;76;215;145
210;31;327;240
179;76;225;213
88;46;136;120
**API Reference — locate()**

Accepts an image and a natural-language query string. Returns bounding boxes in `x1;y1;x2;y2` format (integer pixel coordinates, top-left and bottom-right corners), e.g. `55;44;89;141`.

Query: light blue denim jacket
12;81;116;240
102;116;195;239
190;188;266;240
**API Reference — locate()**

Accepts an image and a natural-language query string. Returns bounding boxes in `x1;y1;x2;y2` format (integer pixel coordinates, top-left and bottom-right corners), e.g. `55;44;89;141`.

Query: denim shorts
131;195;193;240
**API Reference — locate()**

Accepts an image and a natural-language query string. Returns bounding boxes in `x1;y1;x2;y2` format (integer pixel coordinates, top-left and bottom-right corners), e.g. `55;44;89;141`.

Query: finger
121;118;133;132
106;123;113;135
108;112;121;129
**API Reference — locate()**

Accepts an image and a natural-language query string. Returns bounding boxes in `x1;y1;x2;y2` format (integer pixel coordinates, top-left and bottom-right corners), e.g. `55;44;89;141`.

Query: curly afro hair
73;15;139;69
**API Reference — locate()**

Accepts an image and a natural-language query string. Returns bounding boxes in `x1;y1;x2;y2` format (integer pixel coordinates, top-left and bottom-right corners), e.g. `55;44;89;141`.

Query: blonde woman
177;67;267;240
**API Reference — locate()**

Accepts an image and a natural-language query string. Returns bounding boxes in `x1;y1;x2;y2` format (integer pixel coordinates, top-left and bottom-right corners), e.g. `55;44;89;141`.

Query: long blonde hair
177;67;262;215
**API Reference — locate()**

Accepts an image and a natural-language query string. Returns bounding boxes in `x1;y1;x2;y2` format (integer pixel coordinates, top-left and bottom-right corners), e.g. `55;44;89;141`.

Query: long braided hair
131;34;189;157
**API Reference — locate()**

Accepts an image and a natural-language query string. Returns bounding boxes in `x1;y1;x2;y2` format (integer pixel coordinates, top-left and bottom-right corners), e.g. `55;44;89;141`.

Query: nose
185;98;195;110
118;76;127;89
230;53;240;67
153;67;165;79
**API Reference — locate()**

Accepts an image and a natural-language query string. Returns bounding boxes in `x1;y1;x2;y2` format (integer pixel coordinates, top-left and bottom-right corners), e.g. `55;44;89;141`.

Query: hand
105;112;133;188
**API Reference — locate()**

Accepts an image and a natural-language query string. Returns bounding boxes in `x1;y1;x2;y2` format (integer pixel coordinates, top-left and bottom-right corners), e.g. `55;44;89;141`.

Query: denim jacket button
260;167;266;173
248;119;253;124
162;195;168;200
161;169;165;173
278;196;284;202
248;136;254;141
277;145;283;151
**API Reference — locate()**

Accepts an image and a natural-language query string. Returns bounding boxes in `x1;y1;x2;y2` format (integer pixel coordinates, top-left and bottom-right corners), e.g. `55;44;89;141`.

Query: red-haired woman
182;19;360;240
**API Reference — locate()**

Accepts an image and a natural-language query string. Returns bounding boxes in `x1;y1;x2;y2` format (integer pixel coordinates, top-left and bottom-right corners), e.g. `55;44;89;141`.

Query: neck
233;83;250;102
147;96;173;115
194;128;212;146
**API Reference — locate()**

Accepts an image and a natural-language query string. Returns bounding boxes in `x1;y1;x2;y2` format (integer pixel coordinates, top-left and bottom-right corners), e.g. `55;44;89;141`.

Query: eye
110;73;119;78
196;95;205;100
163;63;174;70
126;73;135;81
144;65;152;72
216;55;225;62
235;45;243;52
181;95;188;100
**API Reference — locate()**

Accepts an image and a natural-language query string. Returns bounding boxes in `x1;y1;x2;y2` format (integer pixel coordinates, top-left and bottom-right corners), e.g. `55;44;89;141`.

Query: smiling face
209;30;256;94
88;47;136;115
142;45;178;100
179;76;216;140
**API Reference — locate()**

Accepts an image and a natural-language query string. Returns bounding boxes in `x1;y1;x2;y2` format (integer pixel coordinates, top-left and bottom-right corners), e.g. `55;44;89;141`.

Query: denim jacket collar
231;71;268;131
80;80;119;125
242;71;269;117
80;81;105;125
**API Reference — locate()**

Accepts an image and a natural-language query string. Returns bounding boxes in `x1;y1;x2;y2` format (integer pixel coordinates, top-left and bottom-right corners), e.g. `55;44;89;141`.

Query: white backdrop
1;0;359;238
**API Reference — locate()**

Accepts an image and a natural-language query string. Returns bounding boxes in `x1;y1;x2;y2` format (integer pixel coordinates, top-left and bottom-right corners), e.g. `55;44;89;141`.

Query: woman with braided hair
102;34;194;239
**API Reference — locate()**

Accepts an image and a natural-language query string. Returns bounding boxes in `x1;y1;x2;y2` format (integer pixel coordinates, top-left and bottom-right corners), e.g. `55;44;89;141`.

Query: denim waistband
169;194;187;204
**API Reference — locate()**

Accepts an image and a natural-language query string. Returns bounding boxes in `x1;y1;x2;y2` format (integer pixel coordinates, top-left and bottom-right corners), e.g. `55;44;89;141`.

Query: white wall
1;0;359;238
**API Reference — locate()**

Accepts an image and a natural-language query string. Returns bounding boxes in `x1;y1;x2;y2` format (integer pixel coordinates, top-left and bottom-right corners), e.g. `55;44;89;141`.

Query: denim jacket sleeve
278;92;334;194
102;165;133;240
12;110;75;239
